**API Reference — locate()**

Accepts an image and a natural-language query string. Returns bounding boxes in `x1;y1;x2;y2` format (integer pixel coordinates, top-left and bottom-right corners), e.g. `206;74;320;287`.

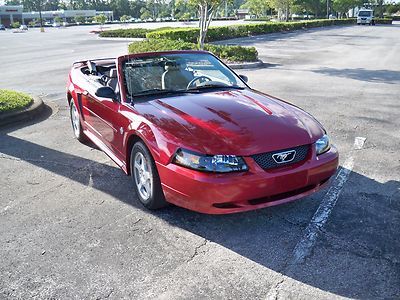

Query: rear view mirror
95;86;116;99
239;74;248;83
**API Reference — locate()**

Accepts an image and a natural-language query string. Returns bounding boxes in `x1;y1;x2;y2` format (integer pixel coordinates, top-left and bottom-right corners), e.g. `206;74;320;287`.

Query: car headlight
315;134;331;155
172;148;248;173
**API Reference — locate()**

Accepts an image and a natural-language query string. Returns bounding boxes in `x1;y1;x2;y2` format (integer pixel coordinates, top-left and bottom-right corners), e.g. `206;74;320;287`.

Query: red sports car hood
135;89;324;156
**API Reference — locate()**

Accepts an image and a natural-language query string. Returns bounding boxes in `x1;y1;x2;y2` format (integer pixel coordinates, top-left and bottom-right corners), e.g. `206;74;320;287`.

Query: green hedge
128;39;195;53
374;18;393;24
146;19;356;43
0;89;32;113
99;27;175;38
128;39;258;62
244;17;272;22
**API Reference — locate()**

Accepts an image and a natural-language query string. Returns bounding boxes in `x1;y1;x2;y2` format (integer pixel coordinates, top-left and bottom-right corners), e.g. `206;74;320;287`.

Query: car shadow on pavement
312;67;400;84
0;131;399;299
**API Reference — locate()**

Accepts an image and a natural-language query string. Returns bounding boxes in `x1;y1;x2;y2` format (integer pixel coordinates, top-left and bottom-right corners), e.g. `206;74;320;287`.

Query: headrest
165;61;179;71
109;69;117;78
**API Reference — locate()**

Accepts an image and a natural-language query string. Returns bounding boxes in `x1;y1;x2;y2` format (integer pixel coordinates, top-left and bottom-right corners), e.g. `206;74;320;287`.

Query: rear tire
69;100;87;143
130;141;168;210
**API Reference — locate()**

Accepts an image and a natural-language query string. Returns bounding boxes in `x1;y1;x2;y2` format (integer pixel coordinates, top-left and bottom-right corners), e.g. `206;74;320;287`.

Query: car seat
107;69;118;91
161;61;193;90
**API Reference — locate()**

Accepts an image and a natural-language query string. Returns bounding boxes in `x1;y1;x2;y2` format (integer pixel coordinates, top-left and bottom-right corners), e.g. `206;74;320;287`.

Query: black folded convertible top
73;57;116;66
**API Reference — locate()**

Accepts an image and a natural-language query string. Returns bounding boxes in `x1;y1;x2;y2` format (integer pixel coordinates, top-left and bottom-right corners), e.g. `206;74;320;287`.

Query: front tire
69;100;87;143
130;141;168;210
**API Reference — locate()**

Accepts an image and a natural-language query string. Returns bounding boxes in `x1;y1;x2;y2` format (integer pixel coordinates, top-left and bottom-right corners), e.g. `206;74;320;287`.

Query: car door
84;90;126;163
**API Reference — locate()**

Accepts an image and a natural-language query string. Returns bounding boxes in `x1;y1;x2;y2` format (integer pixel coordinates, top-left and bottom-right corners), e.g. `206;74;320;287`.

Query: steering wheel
187;76;212;89
100;74;109;84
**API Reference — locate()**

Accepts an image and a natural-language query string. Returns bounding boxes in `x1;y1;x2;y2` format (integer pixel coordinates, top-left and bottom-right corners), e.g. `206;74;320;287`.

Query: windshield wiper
187;84;244;91
132;88;187;97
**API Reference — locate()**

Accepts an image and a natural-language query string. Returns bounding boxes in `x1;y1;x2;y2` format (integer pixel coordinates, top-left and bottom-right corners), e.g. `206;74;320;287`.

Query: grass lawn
0;89;32;113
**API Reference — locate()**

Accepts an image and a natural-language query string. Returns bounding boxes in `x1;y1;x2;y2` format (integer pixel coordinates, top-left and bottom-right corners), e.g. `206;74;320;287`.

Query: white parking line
354;137;367;150
290;137;366;264
266;137;366;298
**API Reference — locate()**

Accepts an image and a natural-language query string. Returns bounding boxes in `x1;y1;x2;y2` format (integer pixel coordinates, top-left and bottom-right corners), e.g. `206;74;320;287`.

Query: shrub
203;44;258;62
374;18;393;24
11;22;21;29
0;89;32;113
244;17;272;22
74;16;86;24
99;27;175;38
128;39;195;53
128;39;258;62
146;19;357;43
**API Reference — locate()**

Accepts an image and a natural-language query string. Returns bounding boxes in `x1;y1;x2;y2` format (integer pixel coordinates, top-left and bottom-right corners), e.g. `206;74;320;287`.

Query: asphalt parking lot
1;23;399;299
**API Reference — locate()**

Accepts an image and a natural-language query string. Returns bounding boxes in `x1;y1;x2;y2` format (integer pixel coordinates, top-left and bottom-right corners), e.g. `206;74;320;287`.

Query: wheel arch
125;126;166;176
125;134;145;175
67;92;73;104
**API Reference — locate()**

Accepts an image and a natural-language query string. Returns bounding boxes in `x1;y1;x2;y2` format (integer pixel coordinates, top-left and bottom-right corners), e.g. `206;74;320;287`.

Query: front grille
251;144;310;170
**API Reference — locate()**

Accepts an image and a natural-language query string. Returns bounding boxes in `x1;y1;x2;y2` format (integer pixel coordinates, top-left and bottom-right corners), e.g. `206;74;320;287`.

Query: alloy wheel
133;152;153;201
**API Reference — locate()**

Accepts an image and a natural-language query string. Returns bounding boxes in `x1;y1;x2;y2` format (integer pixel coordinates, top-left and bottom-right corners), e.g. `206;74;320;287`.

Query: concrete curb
0;96;45;127
228;60;264;69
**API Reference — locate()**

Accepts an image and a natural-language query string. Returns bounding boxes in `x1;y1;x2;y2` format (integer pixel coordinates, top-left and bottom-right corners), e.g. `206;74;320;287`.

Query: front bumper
357;18;372;24
157;146;339;214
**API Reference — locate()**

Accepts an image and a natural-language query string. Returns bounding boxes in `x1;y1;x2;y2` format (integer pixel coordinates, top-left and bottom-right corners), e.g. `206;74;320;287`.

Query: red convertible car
67;51;338;214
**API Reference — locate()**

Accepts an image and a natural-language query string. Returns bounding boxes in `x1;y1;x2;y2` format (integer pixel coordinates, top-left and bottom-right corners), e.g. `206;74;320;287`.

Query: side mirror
239;74;248;83
95;86;116;99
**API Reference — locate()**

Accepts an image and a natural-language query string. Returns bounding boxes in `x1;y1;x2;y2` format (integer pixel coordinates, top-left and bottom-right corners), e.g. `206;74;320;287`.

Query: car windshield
358;11;372;16
122;52;247;101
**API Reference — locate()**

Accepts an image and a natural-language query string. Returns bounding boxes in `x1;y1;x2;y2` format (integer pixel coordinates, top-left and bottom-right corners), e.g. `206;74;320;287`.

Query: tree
385;3;400;15
53;16;62;23
267;0;294;21
120;15;131;22
109;0;131;19
180;12;192;20
189;0;228;49
93;14;107;30
74;15;85;23
293;0;326;18
140;8;153;20
374;0;384;18
11;21;21;28
174;0;197;19
130;0;147;18
332;0;362;16
240;0;270;18
28;20;37;27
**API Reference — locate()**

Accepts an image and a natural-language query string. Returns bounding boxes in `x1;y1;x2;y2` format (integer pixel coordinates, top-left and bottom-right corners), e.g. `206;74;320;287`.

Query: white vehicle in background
357;9;375;25
19;24;28;30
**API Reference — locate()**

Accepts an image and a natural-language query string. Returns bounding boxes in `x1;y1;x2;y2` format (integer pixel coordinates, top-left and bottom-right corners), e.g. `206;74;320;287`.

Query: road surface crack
266;278;285;300
186;239;208;263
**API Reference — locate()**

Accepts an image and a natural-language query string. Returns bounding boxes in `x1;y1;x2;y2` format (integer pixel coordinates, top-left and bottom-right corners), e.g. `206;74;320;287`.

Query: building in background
236;9;250;19
0;5;113;27
0;5;22;27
